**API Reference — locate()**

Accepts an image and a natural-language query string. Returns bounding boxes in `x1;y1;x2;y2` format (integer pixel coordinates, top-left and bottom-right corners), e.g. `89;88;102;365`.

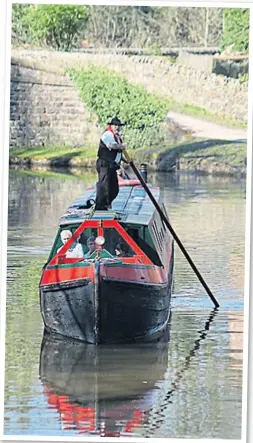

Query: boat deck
59;183;160;226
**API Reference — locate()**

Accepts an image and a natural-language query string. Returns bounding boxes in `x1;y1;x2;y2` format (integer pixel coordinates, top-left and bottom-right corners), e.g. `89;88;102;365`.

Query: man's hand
121;143;127;151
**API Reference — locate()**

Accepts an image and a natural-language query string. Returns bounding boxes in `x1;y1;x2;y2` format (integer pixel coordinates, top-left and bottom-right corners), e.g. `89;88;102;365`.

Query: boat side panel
148;208;173;273
40;279;96;343
99;264;168;285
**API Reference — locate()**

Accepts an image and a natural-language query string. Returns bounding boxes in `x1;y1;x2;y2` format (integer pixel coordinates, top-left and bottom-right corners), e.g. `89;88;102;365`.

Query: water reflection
143;309;218;436
39;325;170;437
39;310;220;437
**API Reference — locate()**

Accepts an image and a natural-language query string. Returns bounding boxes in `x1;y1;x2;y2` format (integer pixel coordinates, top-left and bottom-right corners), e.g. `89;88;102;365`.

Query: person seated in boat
115;242;131;257
57;230;84;258
84;236;97;258
95;116;127;210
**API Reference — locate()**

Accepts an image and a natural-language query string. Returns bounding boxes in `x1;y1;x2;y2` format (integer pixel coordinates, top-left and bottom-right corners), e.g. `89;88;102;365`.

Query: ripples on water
4;169;245;438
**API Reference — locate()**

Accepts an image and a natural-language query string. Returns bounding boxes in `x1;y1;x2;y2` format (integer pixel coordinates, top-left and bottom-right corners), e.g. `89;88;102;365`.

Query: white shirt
57;243;84;258
66;243;84;258
102;130;122;164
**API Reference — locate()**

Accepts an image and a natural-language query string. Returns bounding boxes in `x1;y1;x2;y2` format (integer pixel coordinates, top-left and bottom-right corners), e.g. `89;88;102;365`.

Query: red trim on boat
40;264;95;286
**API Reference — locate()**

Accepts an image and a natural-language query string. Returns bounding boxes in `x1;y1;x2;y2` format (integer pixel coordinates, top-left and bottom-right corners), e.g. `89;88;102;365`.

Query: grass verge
9;145;97;167
9;138;247;176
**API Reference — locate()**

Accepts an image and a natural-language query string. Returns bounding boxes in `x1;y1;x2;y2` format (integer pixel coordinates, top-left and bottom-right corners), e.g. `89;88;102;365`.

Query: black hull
40;280;172;344
40;257;173;344
40;278;96;343
98;279;172;343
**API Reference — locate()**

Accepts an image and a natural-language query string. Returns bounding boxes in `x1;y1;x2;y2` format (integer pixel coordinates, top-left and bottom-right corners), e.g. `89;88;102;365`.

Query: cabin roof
59;183;161;226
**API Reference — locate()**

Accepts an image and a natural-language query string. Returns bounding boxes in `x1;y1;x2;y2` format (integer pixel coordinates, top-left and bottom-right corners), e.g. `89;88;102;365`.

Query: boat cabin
47;183;172;269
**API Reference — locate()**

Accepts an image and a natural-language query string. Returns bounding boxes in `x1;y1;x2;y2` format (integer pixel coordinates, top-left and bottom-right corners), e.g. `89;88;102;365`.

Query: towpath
167;111;247;142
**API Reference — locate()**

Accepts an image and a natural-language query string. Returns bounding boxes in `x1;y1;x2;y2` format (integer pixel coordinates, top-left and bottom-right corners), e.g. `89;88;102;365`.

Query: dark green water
4;168;245;438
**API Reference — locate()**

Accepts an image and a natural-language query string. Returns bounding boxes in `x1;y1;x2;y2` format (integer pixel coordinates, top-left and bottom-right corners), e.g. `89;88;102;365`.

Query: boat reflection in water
39;325;170;437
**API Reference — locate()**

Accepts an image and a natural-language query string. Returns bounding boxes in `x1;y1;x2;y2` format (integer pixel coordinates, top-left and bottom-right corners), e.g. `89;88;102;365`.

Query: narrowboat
39;176;174;344
39;326;170;436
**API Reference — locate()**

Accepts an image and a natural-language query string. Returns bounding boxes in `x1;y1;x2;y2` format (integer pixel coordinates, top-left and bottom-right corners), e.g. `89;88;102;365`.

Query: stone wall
10;62;101;148
10;49;248;149
11;49;247;124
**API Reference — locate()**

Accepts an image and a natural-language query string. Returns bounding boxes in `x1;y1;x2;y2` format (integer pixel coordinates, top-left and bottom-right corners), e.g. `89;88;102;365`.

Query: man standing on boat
95;116;127;210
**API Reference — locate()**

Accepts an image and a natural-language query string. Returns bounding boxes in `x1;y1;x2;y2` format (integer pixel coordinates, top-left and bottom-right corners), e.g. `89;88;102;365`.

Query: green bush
68;67;169;150
12;4;31;45
20;5;89;51
220;8;250;53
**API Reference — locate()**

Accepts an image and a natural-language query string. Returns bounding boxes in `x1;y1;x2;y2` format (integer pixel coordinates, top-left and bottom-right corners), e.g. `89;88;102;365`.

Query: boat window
103;229;134;257
123;225;162;266
151;220;164;253
51;226;97;259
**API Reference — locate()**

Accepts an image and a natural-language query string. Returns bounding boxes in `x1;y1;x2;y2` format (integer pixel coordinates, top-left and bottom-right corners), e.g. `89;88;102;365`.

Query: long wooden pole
124;151;219;308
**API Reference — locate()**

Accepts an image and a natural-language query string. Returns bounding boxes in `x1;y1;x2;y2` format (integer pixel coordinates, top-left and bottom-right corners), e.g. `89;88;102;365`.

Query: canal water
4;167;246;439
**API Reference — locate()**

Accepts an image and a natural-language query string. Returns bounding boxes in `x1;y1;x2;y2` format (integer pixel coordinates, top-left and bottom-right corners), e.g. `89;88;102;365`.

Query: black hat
108;116;125;126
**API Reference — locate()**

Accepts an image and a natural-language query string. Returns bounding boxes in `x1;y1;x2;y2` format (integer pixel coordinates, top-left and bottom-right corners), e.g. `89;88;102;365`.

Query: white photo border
0;1;252;443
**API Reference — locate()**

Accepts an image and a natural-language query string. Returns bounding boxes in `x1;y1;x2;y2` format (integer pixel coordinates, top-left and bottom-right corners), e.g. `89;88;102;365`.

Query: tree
85;6;223;49
220;8;250;53
12;5;225;50
21;5;89;51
